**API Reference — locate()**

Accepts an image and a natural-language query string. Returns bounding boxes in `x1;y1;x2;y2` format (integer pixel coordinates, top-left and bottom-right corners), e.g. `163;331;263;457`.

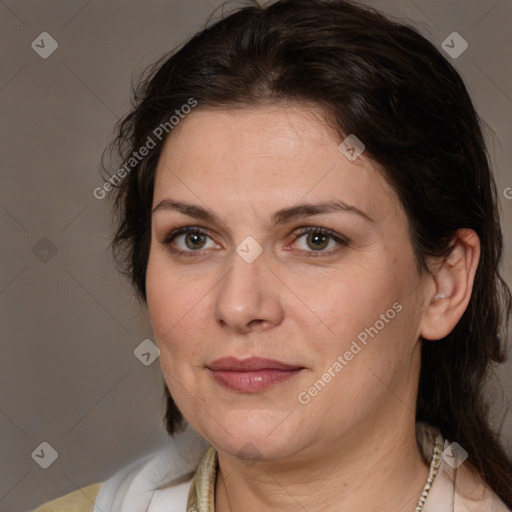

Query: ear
420;229;480;341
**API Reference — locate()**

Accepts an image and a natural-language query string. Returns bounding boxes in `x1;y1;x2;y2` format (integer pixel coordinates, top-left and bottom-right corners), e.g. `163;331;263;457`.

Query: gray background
0;0;511;511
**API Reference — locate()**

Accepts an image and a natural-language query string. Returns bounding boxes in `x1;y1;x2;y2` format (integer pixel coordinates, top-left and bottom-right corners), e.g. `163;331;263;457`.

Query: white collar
93;424;208;512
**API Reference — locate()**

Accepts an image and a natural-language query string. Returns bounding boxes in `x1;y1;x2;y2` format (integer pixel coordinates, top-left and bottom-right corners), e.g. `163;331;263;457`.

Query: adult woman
34;0;512;510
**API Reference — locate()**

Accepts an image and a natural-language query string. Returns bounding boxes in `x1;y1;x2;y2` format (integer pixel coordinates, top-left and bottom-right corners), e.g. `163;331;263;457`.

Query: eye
160;225;349;258
292;227;348;255
162;227;219;256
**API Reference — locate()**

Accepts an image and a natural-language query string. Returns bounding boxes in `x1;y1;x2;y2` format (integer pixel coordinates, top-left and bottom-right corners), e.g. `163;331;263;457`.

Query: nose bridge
212;250;282;332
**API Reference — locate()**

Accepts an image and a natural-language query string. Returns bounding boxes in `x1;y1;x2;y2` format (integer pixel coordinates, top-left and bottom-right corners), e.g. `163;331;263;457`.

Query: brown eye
183;232;208;250
162;227;218;256
305;232;330;251
292;227;349;256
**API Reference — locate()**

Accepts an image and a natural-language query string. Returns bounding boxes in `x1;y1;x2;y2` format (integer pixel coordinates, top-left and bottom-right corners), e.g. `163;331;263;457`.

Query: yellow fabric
186;446;217;512
32;483;102;512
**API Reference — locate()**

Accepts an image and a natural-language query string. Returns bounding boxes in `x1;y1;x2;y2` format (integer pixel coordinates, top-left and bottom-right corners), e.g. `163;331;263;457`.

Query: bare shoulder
32;483;103;512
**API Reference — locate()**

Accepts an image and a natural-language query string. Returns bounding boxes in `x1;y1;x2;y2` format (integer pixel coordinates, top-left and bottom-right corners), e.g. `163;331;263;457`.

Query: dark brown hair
105;0;512;504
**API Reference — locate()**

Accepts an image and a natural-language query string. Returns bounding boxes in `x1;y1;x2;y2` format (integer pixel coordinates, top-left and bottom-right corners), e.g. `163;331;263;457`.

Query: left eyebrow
270;200;374;227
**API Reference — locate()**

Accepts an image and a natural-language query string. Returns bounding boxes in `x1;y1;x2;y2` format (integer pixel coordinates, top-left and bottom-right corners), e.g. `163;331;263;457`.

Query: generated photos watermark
298;301;403;404
93;97;198;200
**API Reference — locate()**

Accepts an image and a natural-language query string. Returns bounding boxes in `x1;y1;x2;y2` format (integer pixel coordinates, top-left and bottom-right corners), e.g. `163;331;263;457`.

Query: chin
191;408;307;461
218;434;300;464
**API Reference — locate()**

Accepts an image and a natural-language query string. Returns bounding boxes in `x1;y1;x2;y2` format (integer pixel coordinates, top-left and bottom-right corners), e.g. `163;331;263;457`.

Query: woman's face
146;105;430;463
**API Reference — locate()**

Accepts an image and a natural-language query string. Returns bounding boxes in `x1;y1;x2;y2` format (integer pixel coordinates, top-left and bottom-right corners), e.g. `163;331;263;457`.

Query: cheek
146;265;206;415
147;244;196;328
146;252;195;355
311;256;420;380
315;270;395;342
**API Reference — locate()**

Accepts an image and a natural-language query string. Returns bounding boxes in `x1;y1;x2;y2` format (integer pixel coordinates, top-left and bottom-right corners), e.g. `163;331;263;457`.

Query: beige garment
32;483;102;512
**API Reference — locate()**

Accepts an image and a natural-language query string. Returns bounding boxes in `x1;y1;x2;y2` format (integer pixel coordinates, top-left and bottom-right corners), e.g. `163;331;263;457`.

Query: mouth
206;357;305;393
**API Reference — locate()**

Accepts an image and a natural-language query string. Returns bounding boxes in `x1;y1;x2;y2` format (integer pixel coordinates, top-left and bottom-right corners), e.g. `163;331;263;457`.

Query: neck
214;413;429;512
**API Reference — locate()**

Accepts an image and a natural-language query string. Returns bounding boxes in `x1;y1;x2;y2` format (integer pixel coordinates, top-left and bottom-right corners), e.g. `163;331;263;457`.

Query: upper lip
207;357;304;371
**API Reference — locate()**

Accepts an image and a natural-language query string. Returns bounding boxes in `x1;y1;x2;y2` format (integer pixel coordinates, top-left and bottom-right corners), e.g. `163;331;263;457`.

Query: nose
212;252;284;334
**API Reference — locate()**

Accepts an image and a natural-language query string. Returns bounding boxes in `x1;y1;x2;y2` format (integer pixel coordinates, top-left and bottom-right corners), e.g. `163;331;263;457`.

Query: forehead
160;103;339;154
152;105;401;223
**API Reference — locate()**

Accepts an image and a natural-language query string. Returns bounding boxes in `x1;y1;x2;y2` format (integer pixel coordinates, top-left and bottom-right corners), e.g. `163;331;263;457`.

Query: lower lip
209;369;303;392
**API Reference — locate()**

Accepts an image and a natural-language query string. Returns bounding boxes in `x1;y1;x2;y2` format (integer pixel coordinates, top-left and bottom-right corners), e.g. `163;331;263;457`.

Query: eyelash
161;226;349;259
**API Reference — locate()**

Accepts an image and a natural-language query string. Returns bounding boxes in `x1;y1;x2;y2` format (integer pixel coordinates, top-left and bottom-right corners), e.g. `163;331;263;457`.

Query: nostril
248;319;265;327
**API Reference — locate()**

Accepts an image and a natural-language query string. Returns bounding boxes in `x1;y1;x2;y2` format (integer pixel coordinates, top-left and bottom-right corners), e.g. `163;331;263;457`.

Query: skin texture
146;105;480;512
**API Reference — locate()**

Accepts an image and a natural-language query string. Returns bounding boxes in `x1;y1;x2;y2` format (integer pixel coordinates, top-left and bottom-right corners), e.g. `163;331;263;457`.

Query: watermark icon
32;236;58;263
236;441;263;467
442;441;468;469
31;32;59;59
441;32;468;59
236;236;263;263
339;134;365;161
93;98;198;200
298;301;402;404
503;187;512;200
32;442;58;469
134;339;160;366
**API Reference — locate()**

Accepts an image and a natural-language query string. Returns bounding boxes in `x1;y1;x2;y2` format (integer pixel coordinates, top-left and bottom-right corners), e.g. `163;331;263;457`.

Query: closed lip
207;357;304;371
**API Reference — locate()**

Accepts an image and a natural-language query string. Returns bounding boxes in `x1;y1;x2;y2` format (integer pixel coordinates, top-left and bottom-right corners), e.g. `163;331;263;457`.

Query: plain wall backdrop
0;0;511;510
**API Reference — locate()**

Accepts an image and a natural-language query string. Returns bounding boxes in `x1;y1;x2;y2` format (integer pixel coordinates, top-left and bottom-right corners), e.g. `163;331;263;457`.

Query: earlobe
420;229;480;341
